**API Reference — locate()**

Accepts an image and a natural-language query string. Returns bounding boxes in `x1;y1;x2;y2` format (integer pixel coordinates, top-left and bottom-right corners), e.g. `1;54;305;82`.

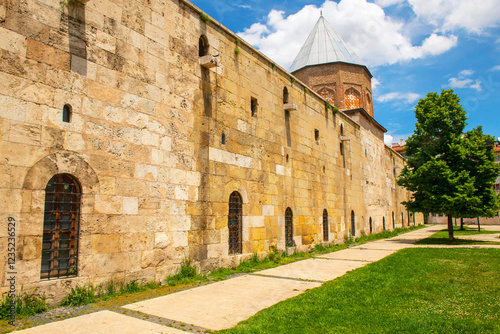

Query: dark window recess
221;133;226;145
315;129;319;142
392;211;395;229
228;191;243;254
285;207;293;247
41;174;80;280
369;217;373;234
351;211;356;237
251;97;258;116
62;104;71;123
199;35;209;57
286;154;289;163
285;110;291;147
283;87;289;104
340;124;344;136
383;217;386;230
323;209;329;242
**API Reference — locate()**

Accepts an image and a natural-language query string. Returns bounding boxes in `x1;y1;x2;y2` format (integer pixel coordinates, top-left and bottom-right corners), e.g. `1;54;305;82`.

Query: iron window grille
285;208;293;247
228;191;242;254
41;174;80;279
323;209;329;242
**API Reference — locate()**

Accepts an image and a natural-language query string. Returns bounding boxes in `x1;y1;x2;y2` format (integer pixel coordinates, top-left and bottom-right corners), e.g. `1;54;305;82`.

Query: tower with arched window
290;14;374;117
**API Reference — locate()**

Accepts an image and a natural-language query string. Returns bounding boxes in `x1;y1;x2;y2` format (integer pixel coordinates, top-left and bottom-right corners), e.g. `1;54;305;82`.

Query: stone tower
291;15;374;117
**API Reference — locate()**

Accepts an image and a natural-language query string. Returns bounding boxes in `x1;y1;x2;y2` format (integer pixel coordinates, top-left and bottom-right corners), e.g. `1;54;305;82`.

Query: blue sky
190;0;500;145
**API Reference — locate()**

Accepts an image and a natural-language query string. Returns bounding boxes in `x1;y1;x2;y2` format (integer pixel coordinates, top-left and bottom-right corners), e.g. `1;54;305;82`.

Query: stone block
26;39;70;71
92;234;121;254
0;26;27;55
172;231;188;247
123;196;139;215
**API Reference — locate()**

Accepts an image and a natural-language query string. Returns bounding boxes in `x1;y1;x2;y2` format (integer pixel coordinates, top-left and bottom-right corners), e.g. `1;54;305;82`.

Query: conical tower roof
290;15;364;73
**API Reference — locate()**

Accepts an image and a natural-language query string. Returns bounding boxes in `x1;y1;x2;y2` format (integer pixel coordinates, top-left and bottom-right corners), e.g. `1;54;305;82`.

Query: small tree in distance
397;89;499;240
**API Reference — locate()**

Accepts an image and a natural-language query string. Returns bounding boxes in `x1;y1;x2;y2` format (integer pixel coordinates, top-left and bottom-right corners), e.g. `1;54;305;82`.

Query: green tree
397;89;499;240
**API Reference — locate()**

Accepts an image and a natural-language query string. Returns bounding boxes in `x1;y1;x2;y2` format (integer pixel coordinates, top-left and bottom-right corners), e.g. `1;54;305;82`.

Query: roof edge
291;61;373;78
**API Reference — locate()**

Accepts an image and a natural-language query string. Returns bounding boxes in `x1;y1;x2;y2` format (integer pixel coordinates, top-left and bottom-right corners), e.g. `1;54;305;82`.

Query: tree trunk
447;215;454;241
477;217;481;232
460;217;464;230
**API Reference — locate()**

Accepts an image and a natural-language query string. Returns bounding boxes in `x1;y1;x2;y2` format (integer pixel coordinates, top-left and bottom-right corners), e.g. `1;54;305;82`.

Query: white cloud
459;69;474;76
376;92;421;103
384;134;394;145
371;77;381;91
375;0;405;7
408;0;500;34
237;0;458;69
491;65;500;71
446;70;482;91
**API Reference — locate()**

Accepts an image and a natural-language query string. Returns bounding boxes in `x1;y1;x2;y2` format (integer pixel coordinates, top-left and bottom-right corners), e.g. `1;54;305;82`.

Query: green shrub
120;280;146;294
199;12;210;23
0;290;47;319
60;284;96;307
166;258;205;286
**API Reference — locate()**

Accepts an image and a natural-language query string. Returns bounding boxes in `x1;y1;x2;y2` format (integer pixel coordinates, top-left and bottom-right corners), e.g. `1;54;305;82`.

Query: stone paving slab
13;310;187;334
316;248;396;262
256;258;369;282
124;274;320;331
351;240;414;251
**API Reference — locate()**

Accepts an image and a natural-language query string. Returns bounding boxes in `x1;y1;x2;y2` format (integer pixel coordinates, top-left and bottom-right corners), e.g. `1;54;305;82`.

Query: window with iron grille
351;210;355;237
322;209;328;242
228;191;242;254
285;207;293;247
41;174;80;279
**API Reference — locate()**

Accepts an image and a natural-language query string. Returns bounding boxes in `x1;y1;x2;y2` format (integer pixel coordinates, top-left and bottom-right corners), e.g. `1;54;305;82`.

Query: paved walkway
14;224;499;333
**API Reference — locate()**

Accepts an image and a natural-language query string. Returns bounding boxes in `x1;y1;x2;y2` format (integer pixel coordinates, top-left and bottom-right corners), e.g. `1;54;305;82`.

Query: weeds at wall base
0;290;47;320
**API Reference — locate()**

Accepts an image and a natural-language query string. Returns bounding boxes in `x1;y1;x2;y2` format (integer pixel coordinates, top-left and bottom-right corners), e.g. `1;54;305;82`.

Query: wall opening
323;209;329;242
62;104;72;123
285;207;293;247
251;97;258;117
199;35;209;57
283;87;289;104
351;210;355;237
41;174;81;279
228;191;243;254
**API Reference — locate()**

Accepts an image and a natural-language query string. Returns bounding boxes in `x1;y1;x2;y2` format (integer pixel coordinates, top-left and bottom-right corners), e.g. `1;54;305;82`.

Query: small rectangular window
314;129;319;142
251;97;257;117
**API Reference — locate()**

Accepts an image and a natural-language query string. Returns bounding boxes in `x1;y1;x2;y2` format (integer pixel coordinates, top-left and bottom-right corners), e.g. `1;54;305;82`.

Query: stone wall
0;0;422;303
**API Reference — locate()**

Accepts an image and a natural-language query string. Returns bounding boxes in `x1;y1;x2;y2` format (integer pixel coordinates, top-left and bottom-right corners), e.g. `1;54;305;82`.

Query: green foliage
398;89;500;240
416;226;500;245
166;258;206;286
234;47;241;55
60;284;96;307
120;280;147;294
0;290;47;319
220;248;500;333
199;12;210;23
325;100;332;110
332;106;339;115
235;38;240;45
303;86;309;94
271;63;276;69
290;77;295;83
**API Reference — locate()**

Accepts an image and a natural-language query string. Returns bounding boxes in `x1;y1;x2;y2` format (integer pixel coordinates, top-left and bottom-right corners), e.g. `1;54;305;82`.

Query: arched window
369;217;373;234
228;191;242;254
62;104;71;123
392;211;395;229
285;207;293;247
283;87;289;104
41;174;81;279
323;209;329;242
199;35;209;57
345;88;360;109
318;87;335;105
383;217;386;230
351;210;356;237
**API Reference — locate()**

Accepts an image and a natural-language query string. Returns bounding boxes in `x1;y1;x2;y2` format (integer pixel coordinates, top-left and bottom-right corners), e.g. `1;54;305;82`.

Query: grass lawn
416;226;500;245
219;248;500;334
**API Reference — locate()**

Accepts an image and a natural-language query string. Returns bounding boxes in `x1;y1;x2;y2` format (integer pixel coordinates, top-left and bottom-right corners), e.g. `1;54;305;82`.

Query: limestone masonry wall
0;0;422;303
